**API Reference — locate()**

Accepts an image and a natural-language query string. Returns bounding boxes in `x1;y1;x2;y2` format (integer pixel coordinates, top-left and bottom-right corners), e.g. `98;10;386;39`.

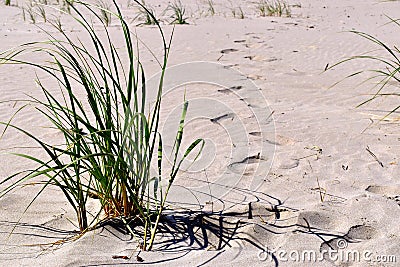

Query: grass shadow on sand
1;184;352;266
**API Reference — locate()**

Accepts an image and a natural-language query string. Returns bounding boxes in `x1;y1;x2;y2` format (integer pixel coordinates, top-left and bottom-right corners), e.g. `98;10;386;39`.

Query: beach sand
0;1;399;266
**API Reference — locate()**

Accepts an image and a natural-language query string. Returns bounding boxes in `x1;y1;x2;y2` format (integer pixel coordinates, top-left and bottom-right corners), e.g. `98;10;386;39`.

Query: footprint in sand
249;202;296;223
346;225;378;241
320;225;378;251
366;185;400;206
210;113;235;123
244;42;268;49
247;74;264;80
320;224;378;264
249;131;262;137
275;135;298;146
218;49;240;61
249;133;296;147
220;48;239;54
365;185;400;196
228;153;268;174
298;211;335;229
244;55;279;62
279;159;299;170
217;85;243;95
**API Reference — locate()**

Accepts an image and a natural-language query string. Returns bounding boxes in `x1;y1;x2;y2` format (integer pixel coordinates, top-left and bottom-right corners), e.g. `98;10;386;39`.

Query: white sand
1;1;399;266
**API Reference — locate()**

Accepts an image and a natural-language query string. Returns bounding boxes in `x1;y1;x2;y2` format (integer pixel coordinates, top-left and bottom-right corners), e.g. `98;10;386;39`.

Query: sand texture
0;0;399;266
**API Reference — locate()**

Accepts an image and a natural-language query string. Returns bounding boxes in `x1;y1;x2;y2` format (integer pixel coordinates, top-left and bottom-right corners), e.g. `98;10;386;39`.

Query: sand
0;0;399;266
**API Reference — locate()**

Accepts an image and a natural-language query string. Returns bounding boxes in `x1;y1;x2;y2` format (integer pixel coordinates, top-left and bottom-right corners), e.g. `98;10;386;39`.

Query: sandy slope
1;0;399;266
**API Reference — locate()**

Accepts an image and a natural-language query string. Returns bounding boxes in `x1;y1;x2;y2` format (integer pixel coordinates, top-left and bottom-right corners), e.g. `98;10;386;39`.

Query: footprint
245;43;268;49
249;202;295;221
249;131;262;137
265;57;279;62
220;48;239;54
229;85;242;90
228;153;267;173
244;55;273;62
275;135;297;146
279;159;299;169
222;64;239;69
365;185;400;197
247;74;264;80
264;139;281;146
365;185;400;206
210;113;235;123
320;225;377;264
239;98;263;108
298;211;334;229
217;88;232;94
346;225;377;241
250;132;282;146
217;85;243;94
230;154;265;165
320;224;378;262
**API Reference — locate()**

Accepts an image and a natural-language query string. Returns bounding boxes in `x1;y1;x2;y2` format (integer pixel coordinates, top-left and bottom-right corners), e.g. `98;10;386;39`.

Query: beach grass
231;5;245;19
329;16;400;118
134;0;158;26
0;0;203;251
96;0;112;27
206;0;215;16
256;0;291;17
169;0;188;24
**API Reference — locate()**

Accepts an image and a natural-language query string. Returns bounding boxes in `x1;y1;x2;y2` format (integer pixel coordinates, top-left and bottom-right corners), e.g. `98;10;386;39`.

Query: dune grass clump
257;0;291;17
59;0;75;14
134;0;158;26
169;0;188;24
231;6;245;19
329;17;400;118
206;0;215;16
36;4;47;22
96;0;112;27
0;0;203;251
20;1;76;23
22;3;37;23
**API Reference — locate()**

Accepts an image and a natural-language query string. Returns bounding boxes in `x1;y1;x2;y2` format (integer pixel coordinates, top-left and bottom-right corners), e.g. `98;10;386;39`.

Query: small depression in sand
159;82;255;187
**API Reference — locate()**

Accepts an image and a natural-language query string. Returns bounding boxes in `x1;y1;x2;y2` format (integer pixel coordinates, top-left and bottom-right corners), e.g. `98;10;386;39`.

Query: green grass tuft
0;0;203;251
206;0;215;16
231;6;245;19
257;0;291;17
134;0;158;26
328;16;400;119
169;0;188;24
96;0;112;27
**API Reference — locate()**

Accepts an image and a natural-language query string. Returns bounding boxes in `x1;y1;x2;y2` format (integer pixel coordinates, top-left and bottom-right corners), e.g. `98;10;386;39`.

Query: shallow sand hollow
0;1;399;266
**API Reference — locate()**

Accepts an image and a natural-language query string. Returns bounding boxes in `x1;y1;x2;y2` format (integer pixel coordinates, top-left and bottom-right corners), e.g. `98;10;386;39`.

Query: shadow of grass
1;187;350;266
